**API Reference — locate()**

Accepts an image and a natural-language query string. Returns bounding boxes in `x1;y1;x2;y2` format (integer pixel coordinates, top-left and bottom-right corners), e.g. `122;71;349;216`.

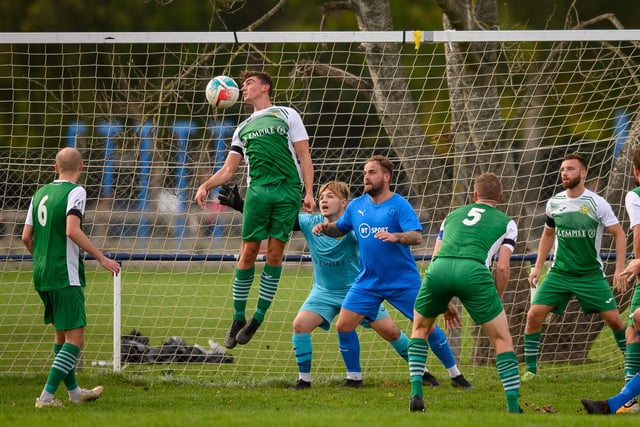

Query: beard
365;181;383;197
562;176;582;190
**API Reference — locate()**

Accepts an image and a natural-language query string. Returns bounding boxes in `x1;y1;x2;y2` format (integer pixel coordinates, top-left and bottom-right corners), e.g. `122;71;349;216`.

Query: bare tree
293;0;449;223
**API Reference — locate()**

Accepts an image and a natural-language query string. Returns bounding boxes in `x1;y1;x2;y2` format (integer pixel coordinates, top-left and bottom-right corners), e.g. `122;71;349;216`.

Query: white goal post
1;30;639;381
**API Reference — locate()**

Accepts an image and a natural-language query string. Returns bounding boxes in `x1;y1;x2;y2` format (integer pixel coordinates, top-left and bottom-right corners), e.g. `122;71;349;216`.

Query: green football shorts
38;286;86;330
415;257;503;325
532;269;617;315
242;181;300;242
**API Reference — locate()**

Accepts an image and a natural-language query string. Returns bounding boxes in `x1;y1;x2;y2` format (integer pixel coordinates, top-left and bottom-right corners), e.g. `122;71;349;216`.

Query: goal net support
1;30;639;381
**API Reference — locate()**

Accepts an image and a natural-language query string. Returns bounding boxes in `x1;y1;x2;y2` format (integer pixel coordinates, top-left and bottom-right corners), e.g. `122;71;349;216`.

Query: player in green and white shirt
28;181;86;291
22;147;120;408
581;149;640;415
524;153;628;381
613;148;640;413
410;173;520;413
195;71;315;350
624;151;640;383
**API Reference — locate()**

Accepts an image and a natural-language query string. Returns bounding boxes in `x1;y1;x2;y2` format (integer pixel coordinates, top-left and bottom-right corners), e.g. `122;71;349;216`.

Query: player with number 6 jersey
22;147;120;408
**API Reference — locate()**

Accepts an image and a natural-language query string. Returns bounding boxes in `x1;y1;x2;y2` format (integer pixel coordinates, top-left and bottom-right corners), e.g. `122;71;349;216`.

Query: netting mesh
0;31;638;380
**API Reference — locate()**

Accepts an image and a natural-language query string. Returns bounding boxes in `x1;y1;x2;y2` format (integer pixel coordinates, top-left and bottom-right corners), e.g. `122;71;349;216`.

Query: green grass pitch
0;264;636;426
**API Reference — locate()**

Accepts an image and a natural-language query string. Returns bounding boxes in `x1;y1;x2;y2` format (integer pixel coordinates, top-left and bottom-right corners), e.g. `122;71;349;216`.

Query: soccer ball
205;75;239;109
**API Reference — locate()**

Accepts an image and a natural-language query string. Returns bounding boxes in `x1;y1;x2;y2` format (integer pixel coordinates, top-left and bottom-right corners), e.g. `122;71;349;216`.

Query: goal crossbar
3;30;640;44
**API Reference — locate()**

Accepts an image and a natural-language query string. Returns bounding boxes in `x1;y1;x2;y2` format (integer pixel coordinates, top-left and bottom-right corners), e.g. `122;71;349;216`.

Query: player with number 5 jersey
434;204;516;267
409;172;521;413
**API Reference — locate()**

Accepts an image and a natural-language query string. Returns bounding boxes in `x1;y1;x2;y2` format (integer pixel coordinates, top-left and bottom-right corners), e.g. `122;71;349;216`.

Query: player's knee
335;323;349;333
292;316;313;334
292;319;303;333
632;310;640;330
626;326;640;343
336;319;357;333
411;321;434;340
525;307;546;328
265;242;286;265
602;310;625;330
239;242;261;263
265;253;284;266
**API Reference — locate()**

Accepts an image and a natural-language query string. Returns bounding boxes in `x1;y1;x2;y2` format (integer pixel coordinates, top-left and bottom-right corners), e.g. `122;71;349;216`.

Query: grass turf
0;368;636;427
1;264;634;426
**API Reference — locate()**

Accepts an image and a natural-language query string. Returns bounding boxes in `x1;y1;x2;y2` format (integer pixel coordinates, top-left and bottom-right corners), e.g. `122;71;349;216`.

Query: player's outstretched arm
375;229;422;246
312;221;343;237
195;154;241;208
67;215;120;275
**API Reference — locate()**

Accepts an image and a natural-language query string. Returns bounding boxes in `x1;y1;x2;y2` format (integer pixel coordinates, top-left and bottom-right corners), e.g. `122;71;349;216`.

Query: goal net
1;30;638;381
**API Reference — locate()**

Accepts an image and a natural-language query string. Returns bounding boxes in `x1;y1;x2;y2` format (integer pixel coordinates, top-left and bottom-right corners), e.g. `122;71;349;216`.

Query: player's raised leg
224;265;253;349
236;262;282;345
583;373;640;414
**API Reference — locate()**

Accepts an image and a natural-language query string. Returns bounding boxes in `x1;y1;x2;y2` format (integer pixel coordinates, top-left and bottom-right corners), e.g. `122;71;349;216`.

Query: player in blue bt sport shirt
312;155;472;389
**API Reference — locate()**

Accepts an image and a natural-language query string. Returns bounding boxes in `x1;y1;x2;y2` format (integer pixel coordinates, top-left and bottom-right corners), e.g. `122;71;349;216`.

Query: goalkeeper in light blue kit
409;172;521;413
219;180;471;388
312;156;472;389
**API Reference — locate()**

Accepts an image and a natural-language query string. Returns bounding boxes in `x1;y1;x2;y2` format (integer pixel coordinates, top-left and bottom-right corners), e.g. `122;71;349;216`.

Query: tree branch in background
290;61;373;101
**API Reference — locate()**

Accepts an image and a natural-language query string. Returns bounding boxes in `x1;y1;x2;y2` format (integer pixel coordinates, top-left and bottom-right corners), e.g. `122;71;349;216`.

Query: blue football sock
292;333;312;374
338;330;361;375
608;374;640;412
389;331;409;362
428;325;455;369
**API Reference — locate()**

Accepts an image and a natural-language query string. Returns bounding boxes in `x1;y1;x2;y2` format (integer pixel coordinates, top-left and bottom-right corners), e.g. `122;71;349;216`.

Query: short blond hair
317;180;349;201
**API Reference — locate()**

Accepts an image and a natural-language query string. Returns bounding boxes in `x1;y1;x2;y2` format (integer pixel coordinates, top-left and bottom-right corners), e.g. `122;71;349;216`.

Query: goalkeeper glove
218;184;244;213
